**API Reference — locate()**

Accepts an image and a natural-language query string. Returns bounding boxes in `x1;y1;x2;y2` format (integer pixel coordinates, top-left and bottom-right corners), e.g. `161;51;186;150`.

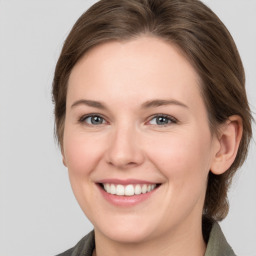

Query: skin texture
62;36;242;256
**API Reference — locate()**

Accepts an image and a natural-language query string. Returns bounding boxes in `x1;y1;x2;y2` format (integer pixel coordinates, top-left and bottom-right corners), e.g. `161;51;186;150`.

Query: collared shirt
204;222;236;256
56;222;236;256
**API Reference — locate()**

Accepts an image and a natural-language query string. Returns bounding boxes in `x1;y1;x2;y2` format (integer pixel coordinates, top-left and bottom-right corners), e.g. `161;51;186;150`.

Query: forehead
67;36;203;111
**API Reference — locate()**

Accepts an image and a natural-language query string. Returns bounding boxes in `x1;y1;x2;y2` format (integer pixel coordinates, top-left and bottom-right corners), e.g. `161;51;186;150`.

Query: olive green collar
205;222;236;256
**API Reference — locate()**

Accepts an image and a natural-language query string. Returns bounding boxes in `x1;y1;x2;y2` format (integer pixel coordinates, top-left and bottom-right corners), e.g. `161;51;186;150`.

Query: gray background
0;1;255;255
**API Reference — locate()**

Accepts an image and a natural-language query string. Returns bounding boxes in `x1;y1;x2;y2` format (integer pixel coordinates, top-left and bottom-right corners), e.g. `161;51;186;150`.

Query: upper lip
97;179;160;185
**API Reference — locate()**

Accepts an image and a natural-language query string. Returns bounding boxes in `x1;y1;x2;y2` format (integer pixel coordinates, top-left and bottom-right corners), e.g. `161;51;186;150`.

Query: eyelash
79;114;107;125
78;113;178;126
147;114;178;126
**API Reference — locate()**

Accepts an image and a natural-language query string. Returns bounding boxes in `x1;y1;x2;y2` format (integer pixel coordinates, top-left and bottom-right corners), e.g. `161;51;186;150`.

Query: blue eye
148;115;176;126
81;115;106;125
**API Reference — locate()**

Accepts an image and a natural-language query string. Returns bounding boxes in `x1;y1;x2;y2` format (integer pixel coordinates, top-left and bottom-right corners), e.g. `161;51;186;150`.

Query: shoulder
55;247;74;256
55;230;95;256
205;222;237;256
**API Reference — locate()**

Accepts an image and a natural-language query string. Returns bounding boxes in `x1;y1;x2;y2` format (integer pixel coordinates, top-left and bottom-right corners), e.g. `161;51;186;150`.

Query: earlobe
210;115;243;175
62;156;67;167
61;147;67;167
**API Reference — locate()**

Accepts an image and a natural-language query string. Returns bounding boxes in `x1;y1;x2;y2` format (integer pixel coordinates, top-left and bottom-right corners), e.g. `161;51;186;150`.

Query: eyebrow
71;98;188;110
141;99;188;109
71;99;107;110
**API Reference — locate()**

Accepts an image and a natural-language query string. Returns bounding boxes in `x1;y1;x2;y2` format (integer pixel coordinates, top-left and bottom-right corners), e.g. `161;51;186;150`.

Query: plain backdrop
0;1;255;255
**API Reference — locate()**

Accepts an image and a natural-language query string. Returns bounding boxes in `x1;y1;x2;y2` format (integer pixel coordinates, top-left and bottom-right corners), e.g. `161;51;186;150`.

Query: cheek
63;129;106;176
146;129;212;188
62;129;106;216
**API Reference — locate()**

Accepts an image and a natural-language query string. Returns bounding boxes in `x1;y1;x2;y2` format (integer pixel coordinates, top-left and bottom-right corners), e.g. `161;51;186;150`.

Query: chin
93;216;158;244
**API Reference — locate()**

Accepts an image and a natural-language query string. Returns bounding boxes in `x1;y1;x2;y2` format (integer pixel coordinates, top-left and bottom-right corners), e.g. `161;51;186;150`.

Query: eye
148;114;177;126
80;115;106;125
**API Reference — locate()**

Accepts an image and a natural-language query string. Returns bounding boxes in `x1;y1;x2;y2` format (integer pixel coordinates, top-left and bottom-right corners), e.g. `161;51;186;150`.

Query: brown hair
52;0;252;221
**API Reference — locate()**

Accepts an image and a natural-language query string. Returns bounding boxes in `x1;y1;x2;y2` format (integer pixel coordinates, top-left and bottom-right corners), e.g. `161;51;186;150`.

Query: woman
53;0;252;255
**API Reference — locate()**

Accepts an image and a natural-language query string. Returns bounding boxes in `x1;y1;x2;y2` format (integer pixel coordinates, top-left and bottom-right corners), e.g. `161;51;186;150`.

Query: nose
105;125;145;169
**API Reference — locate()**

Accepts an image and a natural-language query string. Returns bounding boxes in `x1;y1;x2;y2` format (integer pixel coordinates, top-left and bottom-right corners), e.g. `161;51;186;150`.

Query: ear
210;115;243;175
62;156;67;167
61;147;67;167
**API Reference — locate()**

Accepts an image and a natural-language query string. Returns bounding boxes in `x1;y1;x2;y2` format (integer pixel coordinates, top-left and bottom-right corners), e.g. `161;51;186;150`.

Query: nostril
106;159;139;169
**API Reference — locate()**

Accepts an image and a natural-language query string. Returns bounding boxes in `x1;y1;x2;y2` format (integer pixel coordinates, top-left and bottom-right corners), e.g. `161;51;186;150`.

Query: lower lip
97;184;159;207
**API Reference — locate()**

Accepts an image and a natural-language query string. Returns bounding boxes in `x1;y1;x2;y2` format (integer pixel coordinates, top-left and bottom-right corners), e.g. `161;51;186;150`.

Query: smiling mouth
99;183;160;196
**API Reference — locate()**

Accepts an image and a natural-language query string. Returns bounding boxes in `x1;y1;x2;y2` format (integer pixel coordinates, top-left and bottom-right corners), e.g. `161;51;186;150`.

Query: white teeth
125;185;134;196
142;184;147;194
116;185;125;195
102;183;157;196
105;184;111;193
135;184;142;195
110;184;116;194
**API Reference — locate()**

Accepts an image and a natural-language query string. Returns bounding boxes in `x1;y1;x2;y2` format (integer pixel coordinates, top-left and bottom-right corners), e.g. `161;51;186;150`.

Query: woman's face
63;37;220;243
